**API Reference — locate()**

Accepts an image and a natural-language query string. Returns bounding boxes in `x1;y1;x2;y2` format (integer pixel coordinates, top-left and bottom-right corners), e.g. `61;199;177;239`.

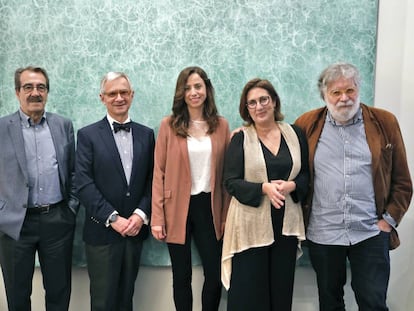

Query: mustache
28;96;42;103
337;99;354;107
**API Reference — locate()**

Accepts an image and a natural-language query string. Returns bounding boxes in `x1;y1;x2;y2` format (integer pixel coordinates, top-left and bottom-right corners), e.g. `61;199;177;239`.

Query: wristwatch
108;213;118;224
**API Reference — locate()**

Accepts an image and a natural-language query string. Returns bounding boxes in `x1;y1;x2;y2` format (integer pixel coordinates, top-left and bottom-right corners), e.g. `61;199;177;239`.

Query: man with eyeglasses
0;66;79;310
295;62;412;311
75;72;154;311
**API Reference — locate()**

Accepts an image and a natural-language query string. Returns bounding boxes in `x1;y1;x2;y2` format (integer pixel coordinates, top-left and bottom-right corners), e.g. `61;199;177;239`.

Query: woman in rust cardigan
151;66;230;311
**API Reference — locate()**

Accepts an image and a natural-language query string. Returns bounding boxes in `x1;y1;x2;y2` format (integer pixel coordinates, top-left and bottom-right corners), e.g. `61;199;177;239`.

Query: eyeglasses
103;90;132;99
20;84;48;93
328;88;357;99
246;95;271;109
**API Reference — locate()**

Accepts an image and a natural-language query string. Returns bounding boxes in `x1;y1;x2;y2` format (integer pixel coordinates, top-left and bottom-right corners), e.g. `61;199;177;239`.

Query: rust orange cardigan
151;116;230;244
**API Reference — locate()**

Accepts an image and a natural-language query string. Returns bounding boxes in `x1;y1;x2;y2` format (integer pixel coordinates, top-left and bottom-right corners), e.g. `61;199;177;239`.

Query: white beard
326;96;360;124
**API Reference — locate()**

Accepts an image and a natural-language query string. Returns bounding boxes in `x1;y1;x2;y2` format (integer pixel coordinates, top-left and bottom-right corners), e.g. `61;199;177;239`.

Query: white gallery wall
376;0;414;309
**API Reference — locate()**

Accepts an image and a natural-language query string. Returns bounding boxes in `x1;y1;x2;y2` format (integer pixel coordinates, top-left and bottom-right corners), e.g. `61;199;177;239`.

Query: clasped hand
110;214;144;237
263;180;295;209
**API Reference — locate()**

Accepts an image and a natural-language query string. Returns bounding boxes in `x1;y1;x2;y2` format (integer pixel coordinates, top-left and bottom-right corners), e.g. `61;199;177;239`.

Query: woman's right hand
151;225;167;241
230;126;245;138
262;182;285;209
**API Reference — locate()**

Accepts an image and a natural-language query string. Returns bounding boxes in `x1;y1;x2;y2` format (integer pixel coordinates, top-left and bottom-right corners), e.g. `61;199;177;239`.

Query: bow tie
113;121;131;133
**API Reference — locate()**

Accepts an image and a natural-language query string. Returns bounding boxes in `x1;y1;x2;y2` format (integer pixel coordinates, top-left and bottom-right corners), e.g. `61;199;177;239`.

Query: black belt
27;201;64;214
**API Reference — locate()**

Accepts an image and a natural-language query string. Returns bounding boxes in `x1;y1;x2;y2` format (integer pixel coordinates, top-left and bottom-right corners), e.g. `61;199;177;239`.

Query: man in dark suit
0;66;79;311
75;72;154;311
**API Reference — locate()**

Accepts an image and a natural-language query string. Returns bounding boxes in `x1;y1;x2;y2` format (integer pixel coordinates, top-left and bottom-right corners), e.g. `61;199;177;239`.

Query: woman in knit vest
222;78;309;311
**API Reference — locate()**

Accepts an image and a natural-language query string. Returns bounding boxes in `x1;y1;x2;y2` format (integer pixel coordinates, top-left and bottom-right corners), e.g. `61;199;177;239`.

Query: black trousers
0;203;76;311
308;232;390;311
167;192;222;311
85;238;143;311
227;236;298;311
227;204;298;311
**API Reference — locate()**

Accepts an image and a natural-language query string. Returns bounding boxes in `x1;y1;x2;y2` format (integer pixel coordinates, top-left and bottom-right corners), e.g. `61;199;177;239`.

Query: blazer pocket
379;147;393;198
380;147;393;171
164;190;172;199
0;200;6;211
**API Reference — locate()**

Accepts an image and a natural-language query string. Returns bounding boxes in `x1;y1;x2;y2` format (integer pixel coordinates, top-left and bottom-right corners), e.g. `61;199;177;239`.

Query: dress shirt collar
106;114;131;132
19;109;46;127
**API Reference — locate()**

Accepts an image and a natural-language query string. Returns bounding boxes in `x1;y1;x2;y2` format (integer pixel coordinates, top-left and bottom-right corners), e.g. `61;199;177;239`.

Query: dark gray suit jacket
0;111;78;240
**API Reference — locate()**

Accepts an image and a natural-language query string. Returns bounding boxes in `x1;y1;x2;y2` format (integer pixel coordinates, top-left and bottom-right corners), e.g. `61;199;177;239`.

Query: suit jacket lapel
98;118;128;184
178;134;191;178
46;112;66;190
8;112;28;181
361;105;382;175
129;122;142;186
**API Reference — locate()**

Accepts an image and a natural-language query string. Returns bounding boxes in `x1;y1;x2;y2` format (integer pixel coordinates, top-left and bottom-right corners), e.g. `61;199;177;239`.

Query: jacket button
126;192;131;197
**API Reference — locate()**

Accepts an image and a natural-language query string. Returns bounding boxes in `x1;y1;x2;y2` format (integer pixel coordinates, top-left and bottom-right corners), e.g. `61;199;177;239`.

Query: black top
223;124;309;237
224;124;309;204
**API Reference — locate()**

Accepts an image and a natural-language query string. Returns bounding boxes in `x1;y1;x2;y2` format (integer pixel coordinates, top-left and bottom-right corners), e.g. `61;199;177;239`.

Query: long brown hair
170;66;219;137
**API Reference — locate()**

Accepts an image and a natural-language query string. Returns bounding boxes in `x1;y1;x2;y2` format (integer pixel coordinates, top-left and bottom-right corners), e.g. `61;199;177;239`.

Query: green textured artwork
0;0;378;266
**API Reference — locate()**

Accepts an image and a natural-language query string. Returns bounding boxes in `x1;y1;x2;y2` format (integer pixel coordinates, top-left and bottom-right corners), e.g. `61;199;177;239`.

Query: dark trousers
227;236;298;311
167;192;222;311
308;231;390;311
0;203;75;311
85;238;143;311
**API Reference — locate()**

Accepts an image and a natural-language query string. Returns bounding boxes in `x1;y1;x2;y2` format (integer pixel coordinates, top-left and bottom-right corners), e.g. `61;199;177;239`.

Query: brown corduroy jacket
295;103;412;249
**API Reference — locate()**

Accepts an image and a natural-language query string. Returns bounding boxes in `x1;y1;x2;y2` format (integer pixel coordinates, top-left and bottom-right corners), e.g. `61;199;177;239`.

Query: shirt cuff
382;212;397;229
134;209;149;225
105;211;118;227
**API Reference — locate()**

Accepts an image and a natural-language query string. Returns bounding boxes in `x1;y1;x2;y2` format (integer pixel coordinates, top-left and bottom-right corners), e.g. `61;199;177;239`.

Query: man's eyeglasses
104;90;132;99
246;95;271;109
328;88;357;99
20;84;48;93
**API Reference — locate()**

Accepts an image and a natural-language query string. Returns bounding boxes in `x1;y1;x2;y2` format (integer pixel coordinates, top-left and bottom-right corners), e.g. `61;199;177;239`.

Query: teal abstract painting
0;0;378;266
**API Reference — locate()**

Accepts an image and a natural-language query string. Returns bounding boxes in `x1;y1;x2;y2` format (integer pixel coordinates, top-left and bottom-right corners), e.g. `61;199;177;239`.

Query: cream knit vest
221;122;305;290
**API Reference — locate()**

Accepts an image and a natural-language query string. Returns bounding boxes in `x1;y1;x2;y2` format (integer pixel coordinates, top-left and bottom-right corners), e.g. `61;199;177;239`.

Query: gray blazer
0;111;78;240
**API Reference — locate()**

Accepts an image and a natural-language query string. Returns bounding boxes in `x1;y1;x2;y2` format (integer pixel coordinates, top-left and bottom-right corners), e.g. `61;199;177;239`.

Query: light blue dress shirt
20;110;62;207
307;108;390;246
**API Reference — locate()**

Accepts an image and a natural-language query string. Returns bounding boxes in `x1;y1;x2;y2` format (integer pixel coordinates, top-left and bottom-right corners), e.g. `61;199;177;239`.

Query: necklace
189;120;208;138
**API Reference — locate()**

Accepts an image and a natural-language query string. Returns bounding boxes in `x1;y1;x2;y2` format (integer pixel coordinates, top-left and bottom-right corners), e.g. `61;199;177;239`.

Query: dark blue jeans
308;231;390;311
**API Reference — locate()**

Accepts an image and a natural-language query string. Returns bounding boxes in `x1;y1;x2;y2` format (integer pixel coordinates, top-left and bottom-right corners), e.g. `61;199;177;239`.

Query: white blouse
187;135;212;195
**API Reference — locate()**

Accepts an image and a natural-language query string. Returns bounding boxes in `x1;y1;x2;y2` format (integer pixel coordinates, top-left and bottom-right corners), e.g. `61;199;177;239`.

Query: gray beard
326;97;360;124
